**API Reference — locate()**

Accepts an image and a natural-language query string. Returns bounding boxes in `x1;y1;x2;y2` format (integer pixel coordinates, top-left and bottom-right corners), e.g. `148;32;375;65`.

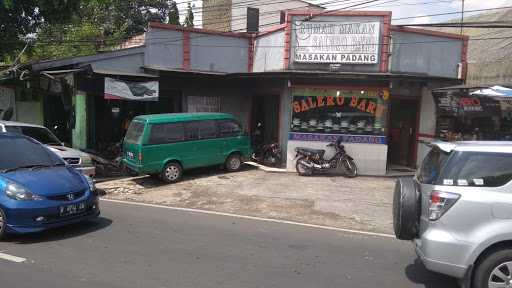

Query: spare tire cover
393;177;420;240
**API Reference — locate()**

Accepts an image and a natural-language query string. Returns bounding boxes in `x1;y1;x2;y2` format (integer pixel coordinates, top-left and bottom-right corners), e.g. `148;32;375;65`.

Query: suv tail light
429;191;460;221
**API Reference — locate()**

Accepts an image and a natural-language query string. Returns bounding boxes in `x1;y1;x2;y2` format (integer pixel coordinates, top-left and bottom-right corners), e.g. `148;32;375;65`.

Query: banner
293;21;381;64
433;91;500;117
0;86;16;121
104;77;158;101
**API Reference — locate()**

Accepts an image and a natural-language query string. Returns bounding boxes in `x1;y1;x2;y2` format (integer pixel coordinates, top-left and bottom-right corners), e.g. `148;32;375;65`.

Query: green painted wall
15;87;44;125
72;90;87;149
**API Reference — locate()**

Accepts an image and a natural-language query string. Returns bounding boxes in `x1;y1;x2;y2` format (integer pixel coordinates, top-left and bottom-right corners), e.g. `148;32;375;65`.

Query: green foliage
168;1;180;25
184;2;194;28
30;23;104;61
1;0;176;63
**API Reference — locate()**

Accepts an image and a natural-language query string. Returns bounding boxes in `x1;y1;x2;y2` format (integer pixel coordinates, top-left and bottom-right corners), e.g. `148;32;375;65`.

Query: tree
168;1;180;25
184;3;194;28
1;0;178;63
0;0;82;63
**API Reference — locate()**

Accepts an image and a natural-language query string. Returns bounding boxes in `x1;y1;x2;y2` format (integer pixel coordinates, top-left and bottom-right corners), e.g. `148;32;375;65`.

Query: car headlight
84;175;96;192
3;181;43;201
81;155;93;166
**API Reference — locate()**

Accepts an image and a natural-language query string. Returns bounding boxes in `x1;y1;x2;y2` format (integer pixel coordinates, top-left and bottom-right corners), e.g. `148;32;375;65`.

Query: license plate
59;202;86;216
127;151;134;159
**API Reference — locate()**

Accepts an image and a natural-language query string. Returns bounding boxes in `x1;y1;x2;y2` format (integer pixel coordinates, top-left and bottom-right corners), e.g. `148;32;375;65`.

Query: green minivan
123;113;252;183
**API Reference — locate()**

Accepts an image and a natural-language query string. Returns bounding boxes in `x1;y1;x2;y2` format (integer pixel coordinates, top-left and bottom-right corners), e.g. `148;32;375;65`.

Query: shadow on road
6;217;113;244
405;258;458;287
132;164;256;188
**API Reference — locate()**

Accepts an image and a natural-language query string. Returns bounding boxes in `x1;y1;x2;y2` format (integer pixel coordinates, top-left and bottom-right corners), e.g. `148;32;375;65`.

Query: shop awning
471;85;512;98
92;68;158;78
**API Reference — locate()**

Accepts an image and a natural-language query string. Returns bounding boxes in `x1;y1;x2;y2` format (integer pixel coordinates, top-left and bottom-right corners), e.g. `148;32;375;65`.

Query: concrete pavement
0;200;456;288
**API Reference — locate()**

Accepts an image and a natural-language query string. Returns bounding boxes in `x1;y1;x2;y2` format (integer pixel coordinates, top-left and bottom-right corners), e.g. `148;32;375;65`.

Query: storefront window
290;87;388;143
433;90;511;141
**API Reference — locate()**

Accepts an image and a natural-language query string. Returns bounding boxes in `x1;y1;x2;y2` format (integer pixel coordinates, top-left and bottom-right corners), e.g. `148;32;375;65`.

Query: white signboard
104;77;158;101
293;21;381;64
0;86;16;121
187;96;220;112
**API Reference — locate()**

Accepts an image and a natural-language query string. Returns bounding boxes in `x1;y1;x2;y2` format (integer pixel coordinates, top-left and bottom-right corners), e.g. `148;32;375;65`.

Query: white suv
0;121;95;177
394;141;512;288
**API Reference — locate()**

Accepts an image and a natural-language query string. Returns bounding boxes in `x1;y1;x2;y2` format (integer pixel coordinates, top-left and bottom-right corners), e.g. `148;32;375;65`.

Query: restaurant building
6;10;468;175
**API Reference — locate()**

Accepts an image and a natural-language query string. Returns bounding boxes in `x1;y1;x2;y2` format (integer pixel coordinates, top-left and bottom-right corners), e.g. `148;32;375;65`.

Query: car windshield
417;147;450;184
125;121;145;144
0;137;64;172
5;125;62;145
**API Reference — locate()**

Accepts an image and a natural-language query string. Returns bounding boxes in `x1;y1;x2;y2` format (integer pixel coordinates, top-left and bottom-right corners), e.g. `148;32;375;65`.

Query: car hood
48;145;89;159
1;166;87;196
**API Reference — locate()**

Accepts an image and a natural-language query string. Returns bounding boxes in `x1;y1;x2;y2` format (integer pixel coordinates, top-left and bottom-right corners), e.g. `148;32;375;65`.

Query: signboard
433;91;500;117
104;77;158;101
187;96;220;112
289;132;386;144
0;86;16;121
293;21;381;64
290;88;388;144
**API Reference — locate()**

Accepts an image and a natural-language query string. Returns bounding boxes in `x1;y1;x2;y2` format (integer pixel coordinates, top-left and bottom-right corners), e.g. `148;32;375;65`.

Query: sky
177;0;512;27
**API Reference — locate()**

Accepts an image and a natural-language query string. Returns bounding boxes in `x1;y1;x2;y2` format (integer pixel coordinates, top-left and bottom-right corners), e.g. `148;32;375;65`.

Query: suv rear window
439;152;512;187
125;121;144;143
418;147;450;184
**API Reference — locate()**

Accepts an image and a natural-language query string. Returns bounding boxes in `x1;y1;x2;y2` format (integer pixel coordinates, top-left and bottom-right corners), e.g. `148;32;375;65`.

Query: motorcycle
294;137;358;177
252;143;282;167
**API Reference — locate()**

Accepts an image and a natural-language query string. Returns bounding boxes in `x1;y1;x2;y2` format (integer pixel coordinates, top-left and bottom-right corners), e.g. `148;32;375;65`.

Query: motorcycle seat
296;147;325;157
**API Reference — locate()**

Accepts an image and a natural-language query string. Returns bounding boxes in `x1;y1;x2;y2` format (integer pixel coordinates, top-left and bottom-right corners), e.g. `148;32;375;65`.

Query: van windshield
417;147;450;184
5;125;62;146
125;121;144;144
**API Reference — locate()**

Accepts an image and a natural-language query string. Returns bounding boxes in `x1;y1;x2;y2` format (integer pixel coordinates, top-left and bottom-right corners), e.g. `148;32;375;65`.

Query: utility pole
460;0;465;35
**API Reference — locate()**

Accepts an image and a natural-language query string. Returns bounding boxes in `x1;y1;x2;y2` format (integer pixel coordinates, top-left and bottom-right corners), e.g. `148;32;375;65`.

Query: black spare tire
393;177;420;240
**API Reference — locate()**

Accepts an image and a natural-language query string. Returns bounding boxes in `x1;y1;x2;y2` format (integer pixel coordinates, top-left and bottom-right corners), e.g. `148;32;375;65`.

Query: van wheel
0;208;7;240
474;248;512;288
225;154;242;172
161;162;183;183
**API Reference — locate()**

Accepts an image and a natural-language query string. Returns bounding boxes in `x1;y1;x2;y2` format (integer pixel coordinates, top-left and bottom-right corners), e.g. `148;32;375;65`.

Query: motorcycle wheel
296;157;313;176
341;158;358;178
262;152;281;167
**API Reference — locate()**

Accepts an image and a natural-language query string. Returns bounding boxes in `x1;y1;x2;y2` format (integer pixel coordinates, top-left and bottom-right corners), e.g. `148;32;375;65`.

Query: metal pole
460;0;465;35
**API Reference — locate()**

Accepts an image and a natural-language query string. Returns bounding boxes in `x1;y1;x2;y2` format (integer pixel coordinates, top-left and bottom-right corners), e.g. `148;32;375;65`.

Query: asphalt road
0;200;457;288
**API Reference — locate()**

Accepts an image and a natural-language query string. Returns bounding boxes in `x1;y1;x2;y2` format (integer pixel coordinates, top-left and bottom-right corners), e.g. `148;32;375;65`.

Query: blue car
0;133;100;238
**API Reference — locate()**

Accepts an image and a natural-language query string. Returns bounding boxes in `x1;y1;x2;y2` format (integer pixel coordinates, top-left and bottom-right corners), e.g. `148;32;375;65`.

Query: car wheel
474;249;512;288
392;177;420;240
161;162;183;183
0;208;7;240
225;154;242;172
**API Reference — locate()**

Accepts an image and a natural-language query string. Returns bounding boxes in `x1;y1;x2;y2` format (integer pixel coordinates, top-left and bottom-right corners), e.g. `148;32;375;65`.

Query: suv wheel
161;162;183;183
392;177;421;240
474;249;512;288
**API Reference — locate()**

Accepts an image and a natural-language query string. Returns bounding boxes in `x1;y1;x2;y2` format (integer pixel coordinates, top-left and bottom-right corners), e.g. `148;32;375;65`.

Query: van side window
148;123;184;144
185;121;218;140
218;120;242;138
